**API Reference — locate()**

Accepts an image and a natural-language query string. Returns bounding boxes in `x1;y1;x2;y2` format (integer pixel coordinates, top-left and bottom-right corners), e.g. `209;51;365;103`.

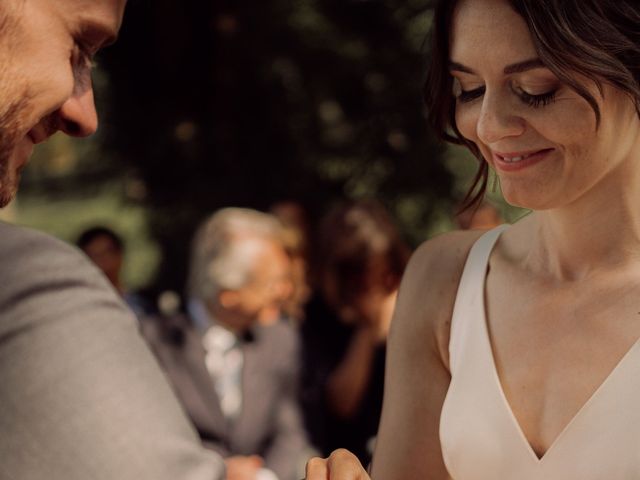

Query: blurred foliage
12;0;527;299
12;125;160;290
96;0;455;293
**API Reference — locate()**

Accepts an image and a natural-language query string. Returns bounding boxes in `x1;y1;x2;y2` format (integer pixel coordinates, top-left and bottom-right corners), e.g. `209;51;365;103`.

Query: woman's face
450;0;640;210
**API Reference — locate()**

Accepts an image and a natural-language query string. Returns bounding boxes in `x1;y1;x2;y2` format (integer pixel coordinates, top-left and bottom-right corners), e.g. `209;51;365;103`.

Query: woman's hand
305;450;371;480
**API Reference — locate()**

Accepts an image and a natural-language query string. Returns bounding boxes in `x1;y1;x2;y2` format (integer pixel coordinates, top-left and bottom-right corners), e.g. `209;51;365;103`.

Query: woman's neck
515;162;640;281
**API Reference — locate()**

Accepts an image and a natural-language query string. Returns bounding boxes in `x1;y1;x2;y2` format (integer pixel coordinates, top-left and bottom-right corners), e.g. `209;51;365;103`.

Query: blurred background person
301;200;411;467
141;208;309;480
77;225;151;316
268;200;312;325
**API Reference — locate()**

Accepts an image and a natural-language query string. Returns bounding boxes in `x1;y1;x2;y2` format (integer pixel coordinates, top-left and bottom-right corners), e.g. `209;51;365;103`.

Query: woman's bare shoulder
371;229;489;479
394;229;486;368
408;229;485;285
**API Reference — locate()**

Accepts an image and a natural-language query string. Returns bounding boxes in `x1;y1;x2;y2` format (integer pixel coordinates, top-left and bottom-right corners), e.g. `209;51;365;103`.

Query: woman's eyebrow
504;58;545;74
448;58;546;75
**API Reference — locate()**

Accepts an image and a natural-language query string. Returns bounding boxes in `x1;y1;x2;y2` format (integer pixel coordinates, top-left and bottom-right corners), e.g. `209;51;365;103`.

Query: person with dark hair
77;225;150;315
77;226;126;293
306;0;640;478
77;225;123;249
268;201;312;324
301;200;410;467
0;1;225;479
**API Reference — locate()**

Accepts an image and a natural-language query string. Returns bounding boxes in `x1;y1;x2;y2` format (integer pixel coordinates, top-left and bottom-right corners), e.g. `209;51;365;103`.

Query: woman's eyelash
519;89;557;108
456;86;557;108
457;86;485;103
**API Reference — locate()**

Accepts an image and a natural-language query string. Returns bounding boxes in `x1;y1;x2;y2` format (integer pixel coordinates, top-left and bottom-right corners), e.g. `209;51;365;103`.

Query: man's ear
218;289;240;309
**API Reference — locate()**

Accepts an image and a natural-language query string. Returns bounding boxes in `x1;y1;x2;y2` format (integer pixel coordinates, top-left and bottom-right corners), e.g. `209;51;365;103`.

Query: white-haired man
142;208;309;480
0;1;224;479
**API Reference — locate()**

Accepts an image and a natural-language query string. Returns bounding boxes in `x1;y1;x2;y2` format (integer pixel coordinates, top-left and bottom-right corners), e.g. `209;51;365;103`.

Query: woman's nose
476;92;525;145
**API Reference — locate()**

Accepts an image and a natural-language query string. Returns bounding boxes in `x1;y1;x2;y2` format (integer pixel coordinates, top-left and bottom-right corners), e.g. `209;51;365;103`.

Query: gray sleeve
0;226;225;480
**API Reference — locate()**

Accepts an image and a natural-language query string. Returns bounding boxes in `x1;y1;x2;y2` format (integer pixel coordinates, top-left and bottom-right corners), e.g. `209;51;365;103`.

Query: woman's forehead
450;0;537;67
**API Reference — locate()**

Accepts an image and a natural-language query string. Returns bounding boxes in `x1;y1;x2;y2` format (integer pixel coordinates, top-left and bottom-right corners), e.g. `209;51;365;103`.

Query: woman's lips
492;148;555;172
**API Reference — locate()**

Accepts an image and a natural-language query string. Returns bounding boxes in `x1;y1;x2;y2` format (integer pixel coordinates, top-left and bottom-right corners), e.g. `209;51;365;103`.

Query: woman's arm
370;231;480;479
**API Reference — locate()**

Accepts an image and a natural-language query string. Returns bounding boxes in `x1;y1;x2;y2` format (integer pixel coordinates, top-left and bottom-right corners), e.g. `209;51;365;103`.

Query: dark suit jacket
0;222;224;480
142;315;309;480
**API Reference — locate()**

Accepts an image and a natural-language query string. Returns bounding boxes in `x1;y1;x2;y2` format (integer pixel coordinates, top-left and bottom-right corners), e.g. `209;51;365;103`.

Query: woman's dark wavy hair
425;0;640;211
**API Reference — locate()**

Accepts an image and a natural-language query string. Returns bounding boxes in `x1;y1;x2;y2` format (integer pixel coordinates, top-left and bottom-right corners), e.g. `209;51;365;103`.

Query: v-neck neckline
478;228;640;463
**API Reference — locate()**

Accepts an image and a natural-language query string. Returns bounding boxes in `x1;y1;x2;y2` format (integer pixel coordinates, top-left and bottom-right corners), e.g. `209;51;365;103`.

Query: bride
306;0;640;478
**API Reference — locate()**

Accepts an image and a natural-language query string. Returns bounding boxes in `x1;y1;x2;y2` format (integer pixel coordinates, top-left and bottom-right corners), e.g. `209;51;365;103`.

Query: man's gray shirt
0;222;225;480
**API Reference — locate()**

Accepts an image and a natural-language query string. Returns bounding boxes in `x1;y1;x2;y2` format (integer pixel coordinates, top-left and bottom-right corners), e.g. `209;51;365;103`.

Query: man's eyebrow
448;58;547;75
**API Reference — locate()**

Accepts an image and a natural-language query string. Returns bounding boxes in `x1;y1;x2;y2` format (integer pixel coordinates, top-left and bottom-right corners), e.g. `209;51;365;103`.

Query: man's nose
476;92;525;145
57;87;98;137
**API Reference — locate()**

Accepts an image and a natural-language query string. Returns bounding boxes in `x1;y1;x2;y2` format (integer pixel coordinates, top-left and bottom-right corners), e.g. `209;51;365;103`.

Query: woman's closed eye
457;86;485;103
518;89;557;108
456;85;558;108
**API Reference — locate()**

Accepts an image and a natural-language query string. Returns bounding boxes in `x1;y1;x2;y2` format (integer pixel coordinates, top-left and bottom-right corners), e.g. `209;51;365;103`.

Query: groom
0;1;224;479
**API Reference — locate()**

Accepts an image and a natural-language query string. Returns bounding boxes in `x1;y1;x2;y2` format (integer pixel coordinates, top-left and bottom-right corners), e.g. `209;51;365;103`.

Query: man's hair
186;208;283;303
76;226;124;252
425;0;640;212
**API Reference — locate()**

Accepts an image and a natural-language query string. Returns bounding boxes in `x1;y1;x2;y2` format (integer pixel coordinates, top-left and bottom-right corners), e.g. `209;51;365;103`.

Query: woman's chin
500;187;555;211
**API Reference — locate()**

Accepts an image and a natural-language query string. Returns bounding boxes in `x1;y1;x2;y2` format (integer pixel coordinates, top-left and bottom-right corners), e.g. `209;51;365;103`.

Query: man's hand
225;455;264;480
305;449;370;479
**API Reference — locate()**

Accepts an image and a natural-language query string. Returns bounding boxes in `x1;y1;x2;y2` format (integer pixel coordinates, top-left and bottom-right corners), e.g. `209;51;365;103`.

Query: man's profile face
0;0;126;207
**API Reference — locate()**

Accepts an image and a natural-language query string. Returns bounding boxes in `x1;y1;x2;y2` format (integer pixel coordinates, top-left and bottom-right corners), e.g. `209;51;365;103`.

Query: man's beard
0;2;32;208
0;96;29;207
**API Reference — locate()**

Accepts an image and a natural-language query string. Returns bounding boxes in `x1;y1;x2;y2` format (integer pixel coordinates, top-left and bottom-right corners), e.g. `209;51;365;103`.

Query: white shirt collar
188;298;238;352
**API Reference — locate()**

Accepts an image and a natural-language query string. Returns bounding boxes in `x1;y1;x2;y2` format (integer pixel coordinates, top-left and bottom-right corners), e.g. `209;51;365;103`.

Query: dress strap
448;224;508;372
